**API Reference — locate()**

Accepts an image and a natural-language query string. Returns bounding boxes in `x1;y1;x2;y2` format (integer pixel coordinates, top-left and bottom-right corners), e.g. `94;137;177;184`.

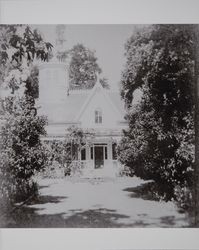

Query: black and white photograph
0;23;199;228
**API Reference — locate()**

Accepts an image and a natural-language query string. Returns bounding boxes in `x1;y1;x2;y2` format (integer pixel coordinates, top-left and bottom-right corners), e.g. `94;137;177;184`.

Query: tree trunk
194;24;199;227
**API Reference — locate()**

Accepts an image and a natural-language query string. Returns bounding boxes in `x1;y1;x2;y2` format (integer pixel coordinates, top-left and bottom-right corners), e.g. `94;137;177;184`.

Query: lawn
2;176;189;227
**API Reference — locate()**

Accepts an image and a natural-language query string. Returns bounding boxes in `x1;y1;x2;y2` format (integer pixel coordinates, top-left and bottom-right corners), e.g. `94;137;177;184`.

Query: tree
0;25;53;98
193;24;199;226
0;25;52;207
119;25;195;203
69;43;108;89
25;65;39;99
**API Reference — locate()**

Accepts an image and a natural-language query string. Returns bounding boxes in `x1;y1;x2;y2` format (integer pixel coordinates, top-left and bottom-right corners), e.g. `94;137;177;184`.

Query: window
90;147;93;160
95;108;102;124
81;148;86;160
112;143;117;160
105;146;108;160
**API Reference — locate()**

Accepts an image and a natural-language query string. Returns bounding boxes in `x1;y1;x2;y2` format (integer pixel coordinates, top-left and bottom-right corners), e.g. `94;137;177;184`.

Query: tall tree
68;43;109;89
0;25;52;208
119;25;195;204
194;24;199;226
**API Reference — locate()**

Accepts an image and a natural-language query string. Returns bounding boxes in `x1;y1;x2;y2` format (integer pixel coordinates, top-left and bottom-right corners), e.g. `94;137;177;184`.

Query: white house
38;60;128;176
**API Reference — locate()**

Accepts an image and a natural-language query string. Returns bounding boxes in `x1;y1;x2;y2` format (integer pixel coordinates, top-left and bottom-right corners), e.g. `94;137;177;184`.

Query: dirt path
6;177;189;227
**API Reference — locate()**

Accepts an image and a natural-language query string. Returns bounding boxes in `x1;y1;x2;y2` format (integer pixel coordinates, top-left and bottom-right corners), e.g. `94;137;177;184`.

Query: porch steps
81;164;121;178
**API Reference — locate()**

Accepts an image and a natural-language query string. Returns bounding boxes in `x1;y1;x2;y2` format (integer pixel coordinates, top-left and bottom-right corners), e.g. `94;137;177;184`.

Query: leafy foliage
0;25;52;207
0;25;53;98
24;66;39;99
45;126;88;166
0;97;47;203
42;126;94;177
118;25;195;201
69;43;109;89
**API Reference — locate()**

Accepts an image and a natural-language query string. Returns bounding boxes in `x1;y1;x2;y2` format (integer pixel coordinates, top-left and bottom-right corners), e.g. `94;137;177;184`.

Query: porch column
86;145;90;160
78;150;81;160
108;142;113;161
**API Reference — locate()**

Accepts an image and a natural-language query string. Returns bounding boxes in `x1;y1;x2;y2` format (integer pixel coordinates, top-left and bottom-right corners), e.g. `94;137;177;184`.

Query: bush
40;126;93;178
118;100;194;201
0;97;47;206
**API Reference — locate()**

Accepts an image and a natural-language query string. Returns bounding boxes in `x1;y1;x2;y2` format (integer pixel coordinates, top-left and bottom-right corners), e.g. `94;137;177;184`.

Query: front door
94;146;104;168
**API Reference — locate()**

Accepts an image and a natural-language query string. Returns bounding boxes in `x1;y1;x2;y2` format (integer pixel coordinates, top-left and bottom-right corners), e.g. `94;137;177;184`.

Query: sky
34;25;136;91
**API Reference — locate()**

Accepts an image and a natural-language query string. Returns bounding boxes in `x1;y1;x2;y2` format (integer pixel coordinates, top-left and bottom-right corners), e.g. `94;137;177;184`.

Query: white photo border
0;0;199;249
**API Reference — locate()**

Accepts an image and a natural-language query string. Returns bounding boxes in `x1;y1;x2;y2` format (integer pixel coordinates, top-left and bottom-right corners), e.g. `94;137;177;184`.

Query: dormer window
95;108;102;124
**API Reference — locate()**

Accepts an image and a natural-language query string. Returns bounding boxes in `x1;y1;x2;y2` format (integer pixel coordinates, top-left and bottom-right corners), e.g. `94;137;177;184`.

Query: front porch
42;126;125;178
75;139;121;177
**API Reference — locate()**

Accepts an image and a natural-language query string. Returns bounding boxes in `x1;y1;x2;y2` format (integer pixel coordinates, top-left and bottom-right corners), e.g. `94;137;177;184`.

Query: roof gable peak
75;80;122;121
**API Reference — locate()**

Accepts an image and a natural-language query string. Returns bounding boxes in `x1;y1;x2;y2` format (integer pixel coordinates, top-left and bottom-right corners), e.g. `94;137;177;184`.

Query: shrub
0;97;47;206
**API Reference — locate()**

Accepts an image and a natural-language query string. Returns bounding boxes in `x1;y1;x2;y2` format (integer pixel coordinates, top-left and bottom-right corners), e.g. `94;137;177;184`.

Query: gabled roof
63;90;89;122
108;91;125;114
58;83;126;123
75;81;125;122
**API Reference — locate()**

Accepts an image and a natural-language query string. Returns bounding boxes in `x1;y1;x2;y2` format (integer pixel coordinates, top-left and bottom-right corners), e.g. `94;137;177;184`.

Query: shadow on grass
28;195;67;205
0;182;189;228
4;206;152;228
122;182;191;227
0;187;152;228
123;182;160;201
1;193;151;228
160;215;176;226
0;194;67;228
2;205;188;227
38;184;50;190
